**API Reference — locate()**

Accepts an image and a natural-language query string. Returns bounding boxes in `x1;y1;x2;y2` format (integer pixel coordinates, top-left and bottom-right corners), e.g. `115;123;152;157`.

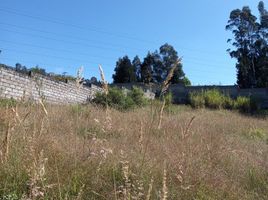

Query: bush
93;92;108;107
164;92;173;106
189;89;228;109
235;96;251;112
188;89;260;113
107;87;127;110
189;91;205;108
128;87;147;107
234;96;260;113
223;96;235;109
203;89;225;109
92;87;147;110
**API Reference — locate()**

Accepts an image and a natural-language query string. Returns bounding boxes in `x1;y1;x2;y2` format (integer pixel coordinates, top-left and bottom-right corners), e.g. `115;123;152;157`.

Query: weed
0;103;267;199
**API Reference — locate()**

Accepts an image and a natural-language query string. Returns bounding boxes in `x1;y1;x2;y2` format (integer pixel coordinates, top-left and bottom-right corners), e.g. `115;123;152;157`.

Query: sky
0;0;261;85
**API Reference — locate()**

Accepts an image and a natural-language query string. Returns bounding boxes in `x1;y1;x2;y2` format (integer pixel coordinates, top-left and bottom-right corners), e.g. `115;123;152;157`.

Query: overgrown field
0;102;268;199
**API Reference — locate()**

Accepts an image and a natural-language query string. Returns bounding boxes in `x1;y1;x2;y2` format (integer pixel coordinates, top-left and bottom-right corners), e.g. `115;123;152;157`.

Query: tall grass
0;101;267;199
189;89;260;113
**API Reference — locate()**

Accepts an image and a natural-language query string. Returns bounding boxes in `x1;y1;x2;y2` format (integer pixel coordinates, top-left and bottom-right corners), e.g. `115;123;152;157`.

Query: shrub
123;95;136;109
235;96;251;113
128;86;147;107
234;96;260;113
188;89;262;113
189;89;227;109
107;87;127;110
92;87;147;110
189;91;205;108
223;96;235;109
203;89;225;109
164;92;173;106
93;92;108;107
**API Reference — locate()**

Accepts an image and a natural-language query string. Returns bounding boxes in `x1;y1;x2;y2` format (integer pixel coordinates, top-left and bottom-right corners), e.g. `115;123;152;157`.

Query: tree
259;1;268;27
112;56;137;83
132;56;142;82
226;6;259;88
226;2;268;88
112;44;189;85
182;77;191;86
256;1;268;87
141;44;186;84
157;43;185;84
140;53;154;84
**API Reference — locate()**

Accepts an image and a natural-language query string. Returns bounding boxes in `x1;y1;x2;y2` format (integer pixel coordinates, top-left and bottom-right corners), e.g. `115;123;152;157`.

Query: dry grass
0;102;267;199
158;58;181;130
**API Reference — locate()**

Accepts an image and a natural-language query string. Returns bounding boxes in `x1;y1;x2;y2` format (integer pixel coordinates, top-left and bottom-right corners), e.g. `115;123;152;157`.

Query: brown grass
0;102;267;199
157;58;181;130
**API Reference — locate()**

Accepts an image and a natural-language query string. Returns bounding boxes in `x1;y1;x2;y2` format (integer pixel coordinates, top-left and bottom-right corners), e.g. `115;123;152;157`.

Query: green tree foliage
113;44;191;85
182;77;191;86
226;1;268;88
142;44;186;84
158;43;185;84
112;56;137;83
140;53;154;84
132;56;142;82
258;1;268;27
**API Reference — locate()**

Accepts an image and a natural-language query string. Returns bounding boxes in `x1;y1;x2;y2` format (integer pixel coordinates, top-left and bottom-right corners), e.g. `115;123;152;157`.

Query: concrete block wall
113;83;268;108
0;66;102;104
2;65;264;107
111;83;156;100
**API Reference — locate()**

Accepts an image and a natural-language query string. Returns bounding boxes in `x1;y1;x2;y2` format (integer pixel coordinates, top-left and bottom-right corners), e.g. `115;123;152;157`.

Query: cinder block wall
0;66;101;104
113;83;268;108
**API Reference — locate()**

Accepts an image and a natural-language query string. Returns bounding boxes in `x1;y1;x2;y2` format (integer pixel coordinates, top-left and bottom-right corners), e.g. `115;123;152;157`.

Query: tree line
112;43;191;86
226;1;268;88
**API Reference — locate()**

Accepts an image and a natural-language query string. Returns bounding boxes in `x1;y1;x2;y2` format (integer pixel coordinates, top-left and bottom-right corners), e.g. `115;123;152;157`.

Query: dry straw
76;66;84;89
27;148;48;199
162;162;168;200
98;64;108;95
122;160;131;199
2;121;11;163
182;116;196;139
139;120;144;152
1;105;16;163
98;65;112;131
39;99;48;116
76;184;85;200
160;58;182;96
158;58;182;129
145;177;154;200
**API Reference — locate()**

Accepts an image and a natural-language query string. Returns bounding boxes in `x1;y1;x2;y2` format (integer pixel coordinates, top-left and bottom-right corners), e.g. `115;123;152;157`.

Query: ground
0;102;267;200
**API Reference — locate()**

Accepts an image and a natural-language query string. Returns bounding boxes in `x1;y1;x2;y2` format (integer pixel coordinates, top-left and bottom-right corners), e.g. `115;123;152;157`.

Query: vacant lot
0;102;267;199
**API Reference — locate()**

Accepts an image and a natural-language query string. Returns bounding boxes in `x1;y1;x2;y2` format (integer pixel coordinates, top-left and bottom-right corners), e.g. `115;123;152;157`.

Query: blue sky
0;0;260;85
